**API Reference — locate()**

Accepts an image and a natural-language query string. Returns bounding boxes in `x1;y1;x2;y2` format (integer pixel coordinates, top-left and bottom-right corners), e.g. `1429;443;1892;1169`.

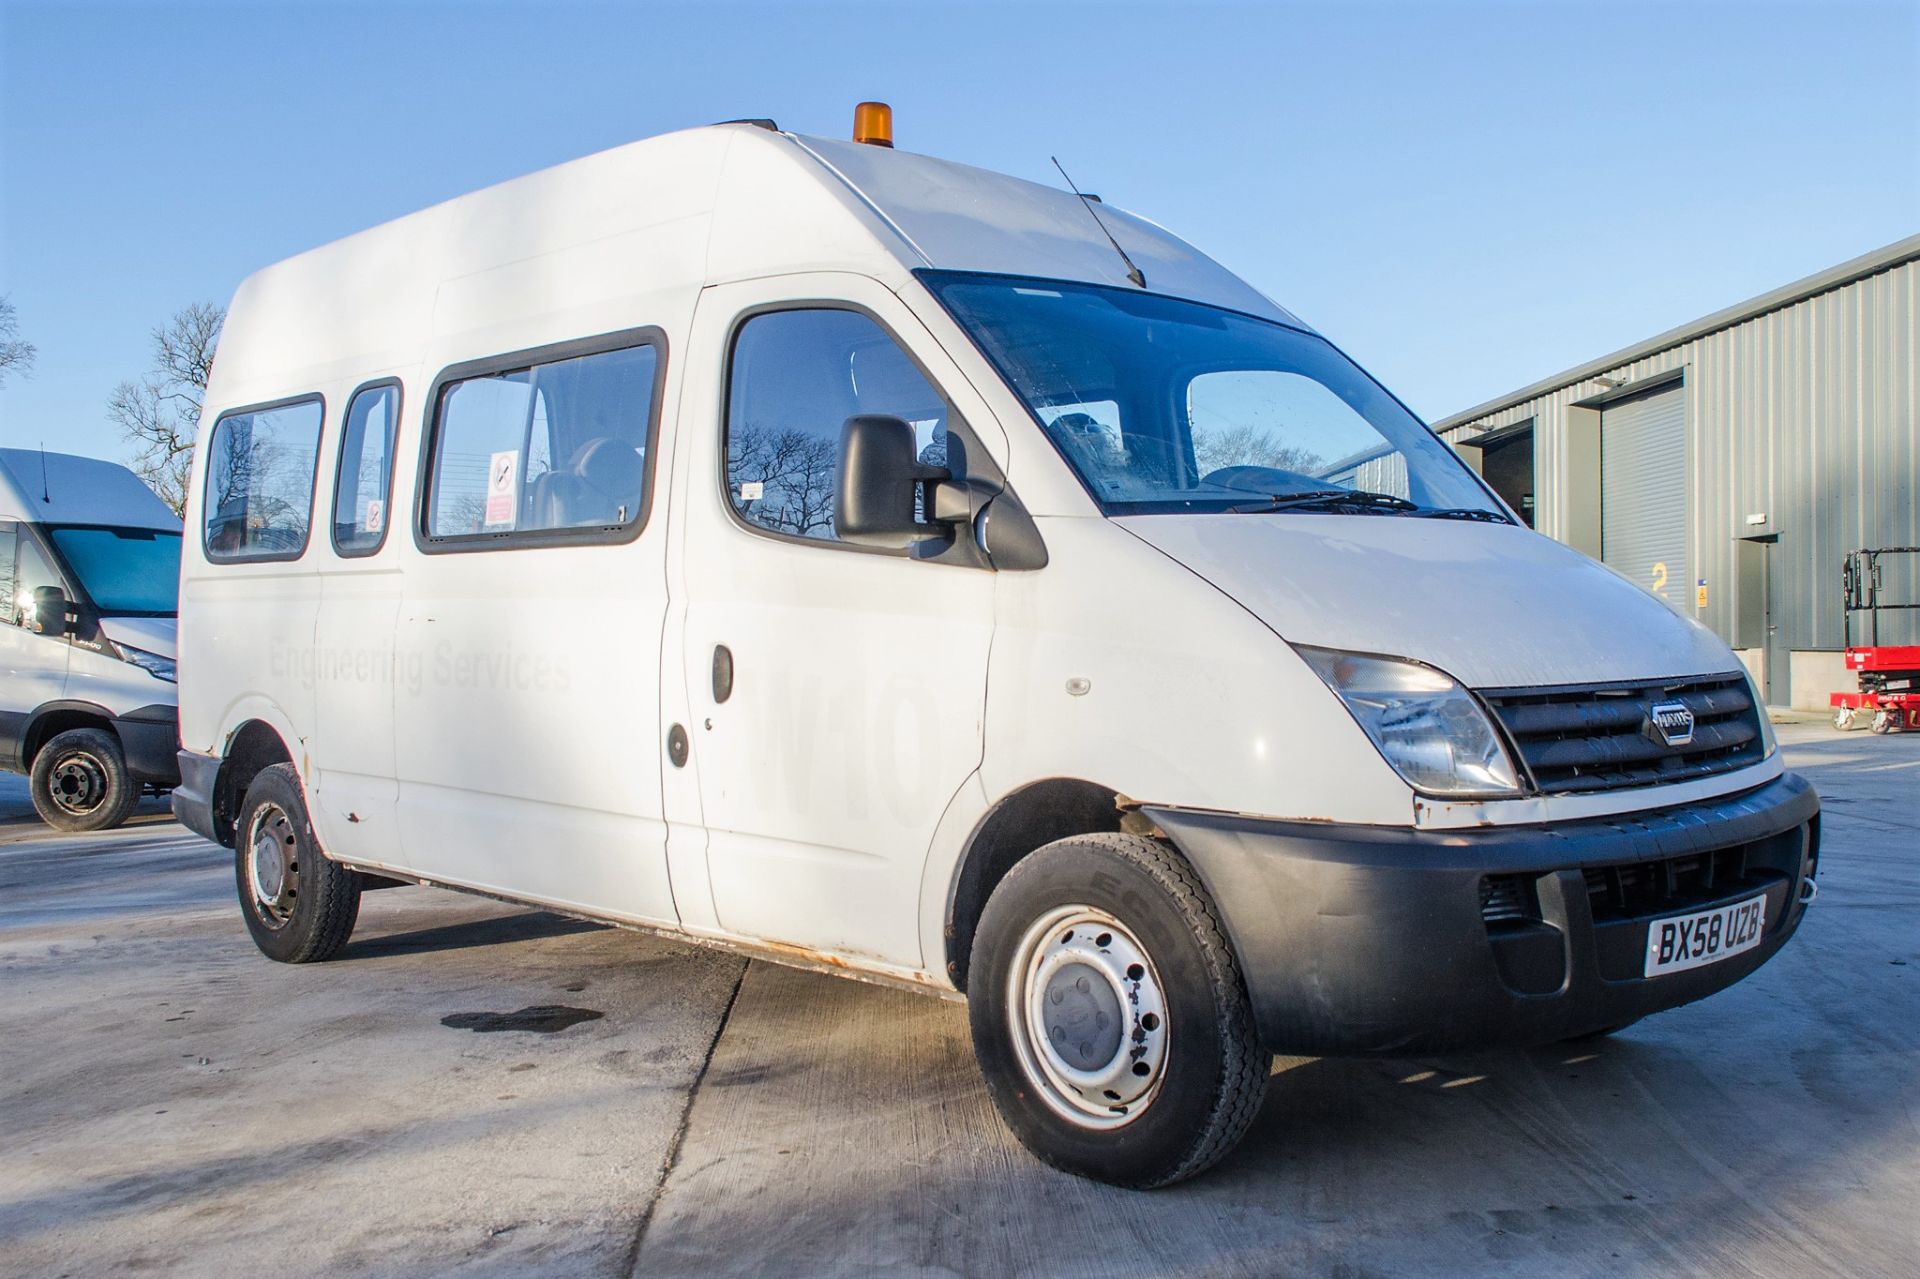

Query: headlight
119;644;177;683
1296;646;1521;797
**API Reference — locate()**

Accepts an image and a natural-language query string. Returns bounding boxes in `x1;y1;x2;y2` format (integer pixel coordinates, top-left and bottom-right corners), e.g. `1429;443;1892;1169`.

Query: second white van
174;110;1819;1187
0;449;180;830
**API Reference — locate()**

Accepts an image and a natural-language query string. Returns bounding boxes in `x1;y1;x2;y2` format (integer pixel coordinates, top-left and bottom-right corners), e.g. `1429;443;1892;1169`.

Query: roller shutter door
1601;384;1688;613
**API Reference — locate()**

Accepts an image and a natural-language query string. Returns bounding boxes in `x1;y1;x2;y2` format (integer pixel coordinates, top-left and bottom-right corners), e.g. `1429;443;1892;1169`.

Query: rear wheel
1833;706;1857;731
236;764;361;963
30;728;139;832
968;833;1270;1188
1871;710;1895;735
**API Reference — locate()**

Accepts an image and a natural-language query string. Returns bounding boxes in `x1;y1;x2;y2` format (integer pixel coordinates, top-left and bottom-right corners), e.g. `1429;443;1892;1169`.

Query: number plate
1644;893;1768;977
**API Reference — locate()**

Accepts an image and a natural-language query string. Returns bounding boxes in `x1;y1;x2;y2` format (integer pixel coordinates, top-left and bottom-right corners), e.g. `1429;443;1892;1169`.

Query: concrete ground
1;723;1915;1277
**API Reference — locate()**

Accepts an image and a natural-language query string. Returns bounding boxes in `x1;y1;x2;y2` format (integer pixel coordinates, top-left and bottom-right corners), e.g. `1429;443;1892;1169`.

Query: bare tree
1192;422;1325;478
109;302;224;514
728;423;840;537
0;296;36;388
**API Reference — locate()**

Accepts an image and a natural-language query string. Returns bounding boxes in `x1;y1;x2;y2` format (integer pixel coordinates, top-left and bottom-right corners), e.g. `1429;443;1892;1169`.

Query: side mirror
30;585;72;636
834;414;956;548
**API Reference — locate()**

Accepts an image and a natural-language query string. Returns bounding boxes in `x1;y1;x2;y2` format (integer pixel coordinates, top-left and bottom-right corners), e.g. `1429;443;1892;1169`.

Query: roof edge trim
1434;232;1920;431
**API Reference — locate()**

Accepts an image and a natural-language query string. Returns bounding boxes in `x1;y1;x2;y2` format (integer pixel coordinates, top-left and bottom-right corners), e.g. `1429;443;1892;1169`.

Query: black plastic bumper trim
112;709;181;786
171;749;223;845
1145;772;1820;1056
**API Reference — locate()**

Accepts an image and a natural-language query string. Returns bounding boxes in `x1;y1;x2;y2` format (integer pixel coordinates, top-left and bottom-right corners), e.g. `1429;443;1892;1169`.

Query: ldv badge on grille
1647;699;1696;747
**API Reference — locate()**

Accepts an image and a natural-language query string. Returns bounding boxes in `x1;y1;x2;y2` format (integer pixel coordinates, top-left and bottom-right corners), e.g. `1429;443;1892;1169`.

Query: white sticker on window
363;498;384;533
739;481;765;501
485;451;517;527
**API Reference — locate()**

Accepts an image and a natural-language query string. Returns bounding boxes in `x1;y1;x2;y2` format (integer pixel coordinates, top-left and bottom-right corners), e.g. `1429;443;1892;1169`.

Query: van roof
0;449;182;530
210;123;1302;402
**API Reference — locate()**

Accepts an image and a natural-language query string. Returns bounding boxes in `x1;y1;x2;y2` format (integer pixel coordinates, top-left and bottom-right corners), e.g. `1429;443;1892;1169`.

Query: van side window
203;398;324;561
726;309;950;544
426;343;658;540
332;382;400;555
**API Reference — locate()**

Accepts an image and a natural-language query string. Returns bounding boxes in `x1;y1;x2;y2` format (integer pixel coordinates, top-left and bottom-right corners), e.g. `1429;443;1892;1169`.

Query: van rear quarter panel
178;569;319;769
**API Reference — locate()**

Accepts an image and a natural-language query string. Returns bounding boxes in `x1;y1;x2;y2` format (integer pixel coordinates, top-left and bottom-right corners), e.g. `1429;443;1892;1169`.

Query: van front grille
1582;845;1757;920
1479;673;1765;795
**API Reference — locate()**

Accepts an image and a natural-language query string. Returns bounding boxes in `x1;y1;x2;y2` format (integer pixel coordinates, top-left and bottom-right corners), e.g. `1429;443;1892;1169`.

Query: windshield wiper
1227;488;1419;515
1414;507;1514;523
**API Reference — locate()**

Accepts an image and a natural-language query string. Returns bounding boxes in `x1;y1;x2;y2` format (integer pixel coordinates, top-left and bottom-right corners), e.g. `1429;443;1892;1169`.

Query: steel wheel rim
1006;904;1169;1129
246;802;299;928
48;750;110;816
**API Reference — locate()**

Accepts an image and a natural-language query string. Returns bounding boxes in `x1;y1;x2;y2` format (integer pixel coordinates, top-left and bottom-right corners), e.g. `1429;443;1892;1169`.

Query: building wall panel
1439;254;1919;657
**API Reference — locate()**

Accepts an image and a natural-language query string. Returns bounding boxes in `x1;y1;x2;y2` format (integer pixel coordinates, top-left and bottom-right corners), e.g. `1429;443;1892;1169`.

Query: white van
0;449;180;830
175;111;1819;1187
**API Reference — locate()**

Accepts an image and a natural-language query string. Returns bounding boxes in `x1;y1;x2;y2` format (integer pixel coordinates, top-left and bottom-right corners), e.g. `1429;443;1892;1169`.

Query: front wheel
30;727;139;832
1833;706;1857;731
968;833;1271;1188
235;764;361;963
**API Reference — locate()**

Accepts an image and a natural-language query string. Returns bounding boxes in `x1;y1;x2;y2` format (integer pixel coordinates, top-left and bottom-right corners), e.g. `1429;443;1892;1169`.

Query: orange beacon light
853;101;894;147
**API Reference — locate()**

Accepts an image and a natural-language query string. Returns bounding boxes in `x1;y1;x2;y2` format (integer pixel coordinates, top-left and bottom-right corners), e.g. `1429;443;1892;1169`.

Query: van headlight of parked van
113;643;177;684
1296;646;1520;796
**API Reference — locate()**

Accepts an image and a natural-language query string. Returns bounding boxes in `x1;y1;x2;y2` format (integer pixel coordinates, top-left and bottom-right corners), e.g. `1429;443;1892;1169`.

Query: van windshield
921;272;1505;519
47;525;182;616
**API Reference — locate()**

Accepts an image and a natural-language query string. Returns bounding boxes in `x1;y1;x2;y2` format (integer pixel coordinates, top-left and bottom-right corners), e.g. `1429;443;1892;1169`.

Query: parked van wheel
30;728;139;832
968;833;1270;1188
236;764;360;963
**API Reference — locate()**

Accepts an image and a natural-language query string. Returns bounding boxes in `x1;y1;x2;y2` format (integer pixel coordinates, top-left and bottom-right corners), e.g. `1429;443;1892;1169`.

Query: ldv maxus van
174;108;1819;1187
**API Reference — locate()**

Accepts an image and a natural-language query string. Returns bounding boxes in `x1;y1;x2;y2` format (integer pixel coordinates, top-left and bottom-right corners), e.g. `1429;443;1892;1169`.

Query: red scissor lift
1831;546;1920;733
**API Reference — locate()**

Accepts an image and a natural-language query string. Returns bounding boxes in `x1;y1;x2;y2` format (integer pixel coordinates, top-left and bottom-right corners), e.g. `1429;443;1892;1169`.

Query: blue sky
2;0;1915;468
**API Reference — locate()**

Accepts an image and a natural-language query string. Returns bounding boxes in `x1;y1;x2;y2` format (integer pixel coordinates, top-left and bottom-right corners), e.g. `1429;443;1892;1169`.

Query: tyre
1833;706;1856;731
235;763;361;963
30;727;140;832
1871;710;1894;735
968;833;1271;1188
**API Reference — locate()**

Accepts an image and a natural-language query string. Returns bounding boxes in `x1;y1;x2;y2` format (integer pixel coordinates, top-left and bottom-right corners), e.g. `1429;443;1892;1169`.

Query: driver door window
12;538;62;628
725;309;951;544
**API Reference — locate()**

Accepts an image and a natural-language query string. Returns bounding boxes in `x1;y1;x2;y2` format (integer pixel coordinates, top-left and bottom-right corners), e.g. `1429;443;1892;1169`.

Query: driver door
664;274;1001;971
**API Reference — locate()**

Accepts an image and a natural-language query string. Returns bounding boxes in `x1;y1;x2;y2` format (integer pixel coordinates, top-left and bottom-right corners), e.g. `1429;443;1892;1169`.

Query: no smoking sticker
485;450;517;527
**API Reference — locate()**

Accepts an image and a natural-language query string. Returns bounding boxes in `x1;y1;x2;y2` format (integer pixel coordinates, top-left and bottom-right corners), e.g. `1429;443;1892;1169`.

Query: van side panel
388;537;678;926
308;564;406;867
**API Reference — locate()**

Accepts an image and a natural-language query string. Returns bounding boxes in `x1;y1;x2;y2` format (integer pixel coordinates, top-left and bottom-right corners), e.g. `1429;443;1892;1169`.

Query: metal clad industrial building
1433;235;1919;709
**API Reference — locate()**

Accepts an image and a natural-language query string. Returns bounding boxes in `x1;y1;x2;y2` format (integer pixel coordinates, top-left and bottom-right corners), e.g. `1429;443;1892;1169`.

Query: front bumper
1147;771;1819;1056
